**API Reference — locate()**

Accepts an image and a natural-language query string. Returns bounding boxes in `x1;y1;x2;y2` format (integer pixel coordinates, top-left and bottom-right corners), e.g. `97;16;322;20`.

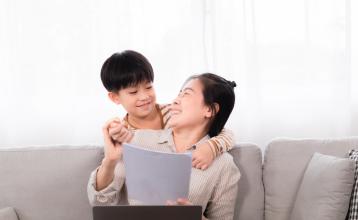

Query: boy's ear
108;92;121;105
205;103;220;118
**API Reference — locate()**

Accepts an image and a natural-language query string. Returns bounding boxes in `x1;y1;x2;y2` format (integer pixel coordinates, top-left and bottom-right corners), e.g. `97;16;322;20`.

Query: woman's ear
108;92;121;105
205;103;220;118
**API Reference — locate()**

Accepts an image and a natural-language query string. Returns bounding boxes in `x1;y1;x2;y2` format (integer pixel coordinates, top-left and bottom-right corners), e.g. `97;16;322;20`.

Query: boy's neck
127;105;163;130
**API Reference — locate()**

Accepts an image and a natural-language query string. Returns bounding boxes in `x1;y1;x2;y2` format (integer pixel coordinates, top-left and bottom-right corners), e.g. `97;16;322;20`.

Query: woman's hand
166;198;193;206
102;118;124;168
166;198;208;220
96;118;124;191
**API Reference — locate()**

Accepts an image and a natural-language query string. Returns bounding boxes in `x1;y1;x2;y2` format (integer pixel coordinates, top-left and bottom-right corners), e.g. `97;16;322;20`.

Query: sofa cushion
290;153;354;220
0;207;18;220
230;144;264;220
0;145;103;220
347;149;358;220
263;137;358;220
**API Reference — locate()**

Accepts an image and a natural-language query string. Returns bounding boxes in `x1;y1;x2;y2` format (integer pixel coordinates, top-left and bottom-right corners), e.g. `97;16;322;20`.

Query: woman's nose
172;96;181;105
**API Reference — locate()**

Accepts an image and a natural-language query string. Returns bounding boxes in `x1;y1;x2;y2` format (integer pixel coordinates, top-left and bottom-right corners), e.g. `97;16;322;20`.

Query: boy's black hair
100;50;154;92
185;73;236;137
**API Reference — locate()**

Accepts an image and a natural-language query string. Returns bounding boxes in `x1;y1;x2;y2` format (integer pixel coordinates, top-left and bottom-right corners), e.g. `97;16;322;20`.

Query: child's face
111;81;157;118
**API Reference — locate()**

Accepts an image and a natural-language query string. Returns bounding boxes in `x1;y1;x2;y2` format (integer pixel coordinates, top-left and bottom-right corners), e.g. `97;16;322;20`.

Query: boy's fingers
201;165;208;170
109;124;126;141
192;158;200;167
116;129;129;141
111;126;132;143
104;117;121;128
108;127;117;136
195;162;205;169
119;131;131;143
191;151;198;157
119;127;129;137
109;124;124;137
109;121;119;128
123;131;133;143
113;117;121;122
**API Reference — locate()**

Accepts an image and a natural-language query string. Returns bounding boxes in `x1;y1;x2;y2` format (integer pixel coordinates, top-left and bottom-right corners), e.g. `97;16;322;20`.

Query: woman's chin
167;120;176;128
167;117;179;128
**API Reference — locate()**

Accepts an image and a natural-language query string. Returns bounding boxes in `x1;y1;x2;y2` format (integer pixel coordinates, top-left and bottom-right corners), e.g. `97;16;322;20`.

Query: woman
87;73;240;220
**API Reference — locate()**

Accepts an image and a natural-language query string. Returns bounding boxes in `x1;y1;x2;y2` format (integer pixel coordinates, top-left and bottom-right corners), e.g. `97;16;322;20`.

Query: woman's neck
172;126;208;153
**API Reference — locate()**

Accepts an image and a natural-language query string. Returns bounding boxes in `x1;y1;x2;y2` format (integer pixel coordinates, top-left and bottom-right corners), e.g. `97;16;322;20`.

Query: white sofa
1;137;358;220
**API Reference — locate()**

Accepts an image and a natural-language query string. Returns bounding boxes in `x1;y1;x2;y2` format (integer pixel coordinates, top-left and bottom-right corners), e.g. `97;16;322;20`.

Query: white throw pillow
290;153;355;220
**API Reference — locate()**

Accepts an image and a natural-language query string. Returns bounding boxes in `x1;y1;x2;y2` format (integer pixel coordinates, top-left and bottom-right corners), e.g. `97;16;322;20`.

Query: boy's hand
108;119;133;144
192;142;215;170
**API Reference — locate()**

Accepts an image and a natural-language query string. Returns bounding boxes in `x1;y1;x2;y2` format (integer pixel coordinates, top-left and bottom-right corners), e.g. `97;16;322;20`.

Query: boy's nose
138;93;150;101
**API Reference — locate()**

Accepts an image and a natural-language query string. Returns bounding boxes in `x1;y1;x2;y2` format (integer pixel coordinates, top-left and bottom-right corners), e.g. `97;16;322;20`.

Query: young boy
100;50;235;170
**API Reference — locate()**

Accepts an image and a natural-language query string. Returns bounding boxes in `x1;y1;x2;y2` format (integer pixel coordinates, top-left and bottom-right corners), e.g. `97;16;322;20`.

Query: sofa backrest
231;144;264;220
263;137;358;220
0;145;103;220
0;144;263;220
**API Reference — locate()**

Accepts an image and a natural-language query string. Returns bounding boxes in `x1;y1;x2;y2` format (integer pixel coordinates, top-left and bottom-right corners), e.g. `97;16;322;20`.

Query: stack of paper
123;143;192;205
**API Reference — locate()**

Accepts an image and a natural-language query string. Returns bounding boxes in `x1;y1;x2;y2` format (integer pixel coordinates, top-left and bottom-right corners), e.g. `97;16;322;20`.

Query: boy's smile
136;100;152;108
136;100;153;112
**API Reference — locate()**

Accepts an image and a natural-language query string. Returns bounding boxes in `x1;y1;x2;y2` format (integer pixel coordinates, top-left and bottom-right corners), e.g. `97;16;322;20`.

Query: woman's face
168;78;213;129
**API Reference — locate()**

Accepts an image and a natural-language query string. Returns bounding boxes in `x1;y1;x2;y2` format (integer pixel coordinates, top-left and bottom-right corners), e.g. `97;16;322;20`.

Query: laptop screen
93;205;202;220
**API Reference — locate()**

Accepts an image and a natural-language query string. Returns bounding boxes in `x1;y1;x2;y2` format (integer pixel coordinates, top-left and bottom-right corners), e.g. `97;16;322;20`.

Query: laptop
93;205;202;220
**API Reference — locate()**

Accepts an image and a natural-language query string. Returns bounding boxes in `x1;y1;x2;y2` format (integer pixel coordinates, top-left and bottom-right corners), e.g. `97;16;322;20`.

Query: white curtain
0;0;356;149
208;0;357;147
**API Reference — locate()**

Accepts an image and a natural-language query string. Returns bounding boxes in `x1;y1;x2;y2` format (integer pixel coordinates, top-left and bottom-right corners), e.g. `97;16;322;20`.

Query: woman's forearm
95;158;117;191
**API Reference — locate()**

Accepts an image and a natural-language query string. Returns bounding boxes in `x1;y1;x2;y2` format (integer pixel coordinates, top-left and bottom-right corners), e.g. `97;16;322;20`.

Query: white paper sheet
123;143;192;205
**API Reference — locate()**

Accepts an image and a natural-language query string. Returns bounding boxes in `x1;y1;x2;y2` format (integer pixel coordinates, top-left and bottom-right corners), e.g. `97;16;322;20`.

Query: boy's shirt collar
123;104;164;130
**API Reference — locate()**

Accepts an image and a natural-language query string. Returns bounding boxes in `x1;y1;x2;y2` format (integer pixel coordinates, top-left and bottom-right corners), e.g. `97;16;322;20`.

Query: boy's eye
129;91;138;94
146;86;152;90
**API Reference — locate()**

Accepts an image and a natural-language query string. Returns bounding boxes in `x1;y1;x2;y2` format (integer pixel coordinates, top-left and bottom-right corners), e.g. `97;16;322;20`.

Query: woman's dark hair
100;50;154;92
185;73;236;137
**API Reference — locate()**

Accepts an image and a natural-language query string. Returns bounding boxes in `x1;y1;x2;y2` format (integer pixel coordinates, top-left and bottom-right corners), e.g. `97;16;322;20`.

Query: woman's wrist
101;157;117;171
95;158;117;191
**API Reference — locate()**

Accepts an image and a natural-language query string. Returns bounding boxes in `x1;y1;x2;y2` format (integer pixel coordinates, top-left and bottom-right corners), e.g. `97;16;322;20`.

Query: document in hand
123;143;192;205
